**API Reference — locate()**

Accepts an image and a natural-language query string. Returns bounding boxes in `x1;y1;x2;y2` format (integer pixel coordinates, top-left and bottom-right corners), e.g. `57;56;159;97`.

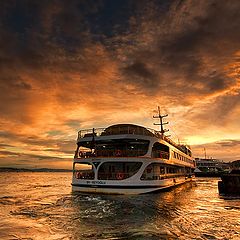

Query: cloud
0;150;63;160
216;140;240;148
192;138;240;161
0;0;239;167
187;91;240;131
120;0;240;102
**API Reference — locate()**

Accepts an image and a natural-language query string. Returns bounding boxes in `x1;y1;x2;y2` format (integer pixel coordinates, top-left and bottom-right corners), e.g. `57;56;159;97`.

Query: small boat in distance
71;107;195;194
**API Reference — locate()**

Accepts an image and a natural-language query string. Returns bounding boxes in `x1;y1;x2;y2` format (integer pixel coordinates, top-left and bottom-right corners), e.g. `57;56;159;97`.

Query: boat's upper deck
78;124;161;139
77;124;191;156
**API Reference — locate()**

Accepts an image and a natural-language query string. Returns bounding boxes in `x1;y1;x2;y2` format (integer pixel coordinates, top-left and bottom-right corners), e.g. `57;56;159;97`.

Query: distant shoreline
0;167;72;172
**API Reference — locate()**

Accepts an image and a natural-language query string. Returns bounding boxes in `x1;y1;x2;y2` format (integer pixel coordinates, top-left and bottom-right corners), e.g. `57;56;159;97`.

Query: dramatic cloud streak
0;0;239;168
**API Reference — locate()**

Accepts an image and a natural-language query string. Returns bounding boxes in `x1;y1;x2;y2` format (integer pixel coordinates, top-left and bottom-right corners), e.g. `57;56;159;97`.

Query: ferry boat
194;158;230;177
72;109;195;194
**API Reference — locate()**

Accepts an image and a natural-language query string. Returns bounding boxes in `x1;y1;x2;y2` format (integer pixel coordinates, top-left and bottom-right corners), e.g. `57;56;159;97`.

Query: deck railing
98;172;131;180
77;126;192;157
78;149;148;158
77;126;162;139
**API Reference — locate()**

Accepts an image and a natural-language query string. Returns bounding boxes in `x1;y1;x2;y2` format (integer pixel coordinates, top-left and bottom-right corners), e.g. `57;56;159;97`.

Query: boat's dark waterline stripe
71;183;169;189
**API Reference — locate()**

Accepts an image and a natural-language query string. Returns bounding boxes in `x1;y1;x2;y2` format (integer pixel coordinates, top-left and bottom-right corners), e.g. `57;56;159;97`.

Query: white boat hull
72;176;194;195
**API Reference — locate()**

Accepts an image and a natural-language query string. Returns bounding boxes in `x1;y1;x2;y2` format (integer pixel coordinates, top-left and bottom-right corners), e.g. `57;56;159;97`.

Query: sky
0;0;239;169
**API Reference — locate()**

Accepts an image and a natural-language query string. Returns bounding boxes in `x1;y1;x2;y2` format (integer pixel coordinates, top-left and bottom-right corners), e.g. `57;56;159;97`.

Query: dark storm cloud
125;62;155;80
206;73;230;92
0;0;239;166
0;75;32;91
189;91;240;127
0;0;131;71
0;0;97;80
0;0;239;96
122;0;240;99
123;61;159;91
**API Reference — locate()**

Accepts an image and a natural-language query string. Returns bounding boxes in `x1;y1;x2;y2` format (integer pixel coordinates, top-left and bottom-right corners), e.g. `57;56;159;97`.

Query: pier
218;170;240;195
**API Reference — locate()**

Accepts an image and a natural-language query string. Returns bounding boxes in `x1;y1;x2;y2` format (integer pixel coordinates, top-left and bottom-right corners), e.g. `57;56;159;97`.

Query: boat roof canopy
77;124;160;139
103;124;155;137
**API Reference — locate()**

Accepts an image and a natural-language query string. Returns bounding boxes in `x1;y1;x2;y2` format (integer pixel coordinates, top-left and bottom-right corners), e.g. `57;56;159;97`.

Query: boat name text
86;180;106;185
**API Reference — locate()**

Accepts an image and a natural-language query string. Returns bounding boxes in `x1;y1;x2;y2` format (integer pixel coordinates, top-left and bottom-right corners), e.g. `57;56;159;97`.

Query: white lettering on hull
86;180;106;185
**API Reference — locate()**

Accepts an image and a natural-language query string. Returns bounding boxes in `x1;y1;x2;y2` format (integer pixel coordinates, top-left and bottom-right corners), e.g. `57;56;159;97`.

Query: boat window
151;142;169;159
74;163;94;179
141;163;166;180
78;139;149;158
141;163;187;180
167;167;177;174
98;162;142;180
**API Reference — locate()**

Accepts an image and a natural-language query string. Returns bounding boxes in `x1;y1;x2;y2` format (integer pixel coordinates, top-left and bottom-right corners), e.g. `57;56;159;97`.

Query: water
0;173;239;240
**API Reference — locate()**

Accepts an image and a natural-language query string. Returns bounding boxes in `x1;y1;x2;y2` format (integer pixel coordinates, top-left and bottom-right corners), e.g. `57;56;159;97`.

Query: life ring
115;149;122;157
116;172;124;180
76;171;81;179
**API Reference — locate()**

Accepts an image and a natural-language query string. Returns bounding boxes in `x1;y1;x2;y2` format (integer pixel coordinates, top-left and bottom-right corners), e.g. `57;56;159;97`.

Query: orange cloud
0;0;240;168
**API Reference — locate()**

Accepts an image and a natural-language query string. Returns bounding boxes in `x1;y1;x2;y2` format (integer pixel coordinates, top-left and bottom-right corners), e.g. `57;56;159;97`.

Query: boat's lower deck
72;158;195;194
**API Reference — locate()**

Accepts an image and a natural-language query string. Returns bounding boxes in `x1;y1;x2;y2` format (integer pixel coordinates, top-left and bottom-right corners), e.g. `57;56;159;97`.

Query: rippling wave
0;173;239;240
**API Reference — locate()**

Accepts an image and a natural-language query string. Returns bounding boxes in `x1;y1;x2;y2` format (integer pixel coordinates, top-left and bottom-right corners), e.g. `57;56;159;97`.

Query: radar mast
153;106;169;136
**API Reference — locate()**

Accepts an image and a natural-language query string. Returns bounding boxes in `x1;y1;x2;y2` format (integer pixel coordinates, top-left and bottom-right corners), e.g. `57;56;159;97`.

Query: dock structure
218;172;240;195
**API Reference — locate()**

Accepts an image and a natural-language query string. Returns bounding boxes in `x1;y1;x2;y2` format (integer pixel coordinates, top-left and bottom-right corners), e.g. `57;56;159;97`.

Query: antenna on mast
204;147;207;159
153;106;169;136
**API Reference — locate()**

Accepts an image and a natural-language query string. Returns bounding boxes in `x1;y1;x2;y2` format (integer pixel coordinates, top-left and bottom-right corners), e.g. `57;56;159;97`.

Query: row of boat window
77;139;149;158
73;162;193;181
197;162;217;166
77;140;173;159
141;163;192;180
172;151;192;164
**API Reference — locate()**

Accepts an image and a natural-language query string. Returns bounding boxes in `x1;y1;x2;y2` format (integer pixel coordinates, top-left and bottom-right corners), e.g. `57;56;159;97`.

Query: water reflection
66;182;198;239
0;173;239;240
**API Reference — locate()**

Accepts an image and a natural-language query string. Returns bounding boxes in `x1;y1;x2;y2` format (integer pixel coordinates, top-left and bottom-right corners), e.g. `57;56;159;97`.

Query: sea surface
0;172;239;240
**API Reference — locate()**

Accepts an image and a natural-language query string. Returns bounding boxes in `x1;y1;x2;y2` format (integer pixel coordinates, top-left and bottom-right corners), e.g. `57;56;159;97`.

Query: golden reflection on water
0;173;240;240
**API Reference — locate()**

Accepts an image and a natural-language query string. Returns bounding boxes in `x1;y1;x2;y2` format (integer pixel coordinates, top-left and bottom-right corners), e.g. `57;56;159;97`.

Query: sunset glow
0;0;240;169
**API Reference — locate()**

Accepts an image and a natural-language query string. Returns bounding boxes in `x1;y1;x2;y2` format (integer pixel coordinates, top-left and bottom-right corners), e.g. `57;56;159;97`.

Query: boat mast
153;106;169;136
204;147;207;159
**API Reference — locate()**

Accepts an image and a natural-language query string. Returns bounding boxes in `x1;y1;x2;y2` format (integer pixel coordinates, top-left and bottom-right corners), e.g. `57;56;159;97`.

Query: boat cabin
75;124;170;159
